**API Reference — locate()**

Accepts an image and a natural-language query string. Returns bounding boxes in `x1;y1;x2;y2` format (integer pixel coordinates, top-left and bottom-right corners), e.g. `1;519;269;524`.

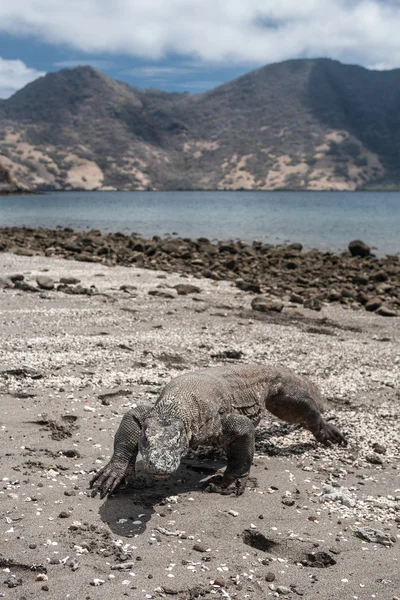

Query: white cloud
1;1;400;69
0;57;45;99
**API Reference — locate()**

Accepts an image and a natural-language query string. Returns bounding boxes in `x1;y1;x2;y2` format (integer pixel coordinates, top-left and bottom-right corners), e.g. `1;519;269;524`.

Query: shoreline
0;251;399;599
1;226;399;317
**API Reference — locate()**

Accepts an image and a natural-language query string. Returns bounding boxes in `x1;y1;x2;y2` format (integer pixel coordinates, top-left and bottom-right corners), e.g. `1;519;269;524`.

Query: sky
0;0;400;99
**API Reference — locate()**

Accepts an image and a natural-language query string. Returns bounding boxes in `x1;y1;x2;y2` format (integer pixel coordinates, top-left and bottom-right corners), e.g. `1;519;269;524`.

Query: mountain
1;58;400;191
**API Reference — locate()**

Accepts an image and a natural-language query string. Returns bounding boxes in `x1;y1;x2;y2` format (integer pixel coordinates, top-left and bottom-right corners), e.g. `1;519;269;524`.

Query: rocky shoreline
1;227;399;316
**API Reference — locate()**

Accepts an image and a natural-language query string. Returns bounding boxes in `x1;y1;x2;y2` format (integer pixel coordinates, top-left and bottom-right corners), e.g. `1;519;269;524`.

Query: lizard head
139;416;189;478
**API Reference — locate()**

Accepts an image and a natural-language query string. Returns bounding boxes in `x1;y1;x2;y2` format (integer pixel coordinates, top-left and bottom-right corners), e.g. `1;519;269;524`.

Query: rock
193;543;210;553
14;281;40;292
328;290;342;302
376;305;398;317
365;297;383;312
290;293;303;304
0;276;13;288
348;240;370;257
372;442;386;454
265;572;276;582
213;578;226;587
236;279;262;294
371;270;389;282
285;259;300;269
173;283;201;295
9;273;24;282
148;289;176;299
36;275;55;290
276;586;291;595
353;525;395;546
303;297;322;311
59;277;81;284
281;498;295;507
366;453;383;465
251;296;283;313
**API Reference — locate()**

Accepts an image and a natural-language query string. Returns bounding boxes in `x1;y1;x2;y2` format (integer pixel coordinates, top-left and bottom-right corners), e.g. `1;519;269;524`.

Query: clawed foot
203;474;247;496
89;462;132;499
317;421;347;447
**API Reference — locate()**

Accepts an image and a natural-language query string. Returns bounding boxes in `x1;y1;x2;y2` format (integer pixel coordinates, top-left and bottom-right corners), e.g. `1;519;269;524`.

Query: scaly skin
90;364;346;498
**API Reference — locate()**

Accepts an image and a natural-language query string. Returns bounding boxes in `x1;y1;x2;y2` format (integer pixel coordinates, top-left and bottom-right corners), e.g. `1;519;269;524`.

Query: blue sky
1;0;400;98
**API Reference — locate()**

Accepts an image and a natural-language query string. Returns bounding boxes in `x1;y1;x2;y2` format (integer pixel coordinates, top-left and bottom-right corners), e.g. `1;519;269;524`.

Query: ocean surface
1;190;399;255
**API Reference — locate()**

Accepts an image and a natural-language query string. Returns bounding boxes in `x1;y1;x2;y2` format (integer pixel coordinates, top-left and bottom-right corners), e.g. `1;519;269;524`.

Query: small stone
251;297;283;313
282;498;295;507
36;574;48;581
193;543;210;553
36;275;55;290
366;454;383;465
174;284;201;295
213;578;226;587
91;578;105;586
59;277;81;284
276;586;291;595
372;443;386;455
376;305;398;317
29;543;37;549
227;510;239;517
365;297;383;312
41;585;49;591
265;572;276;582
58;511;70;518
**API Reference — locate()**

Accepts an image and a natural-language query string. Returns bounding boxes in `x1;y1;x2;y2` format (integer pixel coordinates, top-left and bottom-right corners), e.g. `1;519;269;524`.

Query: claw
89;462;128;499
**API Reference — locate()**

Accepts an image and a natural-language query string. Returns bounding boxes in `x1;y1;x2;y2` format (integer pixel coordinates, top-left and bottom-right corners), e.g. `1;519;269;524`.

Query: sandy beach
0;251;399;600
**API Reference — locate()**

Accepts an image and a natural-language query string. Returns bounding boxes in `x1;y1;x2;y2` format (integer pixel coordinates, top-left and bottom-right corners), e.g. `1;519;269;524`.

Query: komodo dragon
90;364;346;498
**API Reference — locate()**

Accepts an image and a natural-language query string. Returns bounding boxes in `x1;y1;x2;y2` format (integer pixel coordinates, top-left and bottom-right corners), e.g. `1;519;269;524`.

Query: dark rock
193;543;209;553
236;279;262;293
211;349;243;360
365;297;383;312
36;275;55;290
371;270;389;282
265;572;276;582
251;296;283;313
59;277;81;284
290;293;303;304
281;498;295;506
285;259;300;269
173;284;201;295
14;281;40;292
375;305;397;317
303;297;322;311
372;443;386;455
9;273;24;282
348;240;370;257
148;289;176;299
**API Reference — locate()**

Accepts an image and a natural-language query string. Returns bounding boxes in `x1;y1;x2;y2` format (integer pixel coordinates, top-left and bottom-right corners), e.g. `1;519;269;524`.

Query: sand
0;252;399;600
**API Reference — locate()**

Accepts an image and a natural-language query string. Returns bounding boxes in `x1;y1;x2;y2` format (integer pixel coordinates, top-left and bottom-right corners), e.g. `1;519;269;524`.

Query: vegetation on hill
0;59;399;191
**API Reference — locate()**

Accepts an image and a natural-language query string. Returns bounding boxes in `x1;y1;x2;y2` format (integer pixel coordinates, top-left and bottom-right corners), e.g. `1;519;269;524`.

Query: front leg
90;404;152;499
206;414;255;496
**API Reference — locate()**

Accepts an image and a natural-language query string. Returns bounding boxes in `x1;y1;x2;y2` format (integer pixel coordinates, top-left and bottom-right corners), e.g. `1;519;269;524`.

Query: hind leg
266;392;346;446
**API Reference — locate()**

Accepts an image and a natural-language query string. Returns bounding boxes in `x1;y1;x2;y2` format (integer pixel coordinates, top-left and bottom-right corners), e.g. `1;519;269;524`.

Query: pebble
265;572;276;582
276;586;291;595
193;543;210;553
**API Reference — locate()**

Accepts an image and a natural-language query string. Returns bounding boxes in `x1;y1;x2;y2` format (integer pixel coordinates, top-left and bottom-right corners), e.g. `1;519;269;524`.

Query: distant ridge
1;58;400;191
